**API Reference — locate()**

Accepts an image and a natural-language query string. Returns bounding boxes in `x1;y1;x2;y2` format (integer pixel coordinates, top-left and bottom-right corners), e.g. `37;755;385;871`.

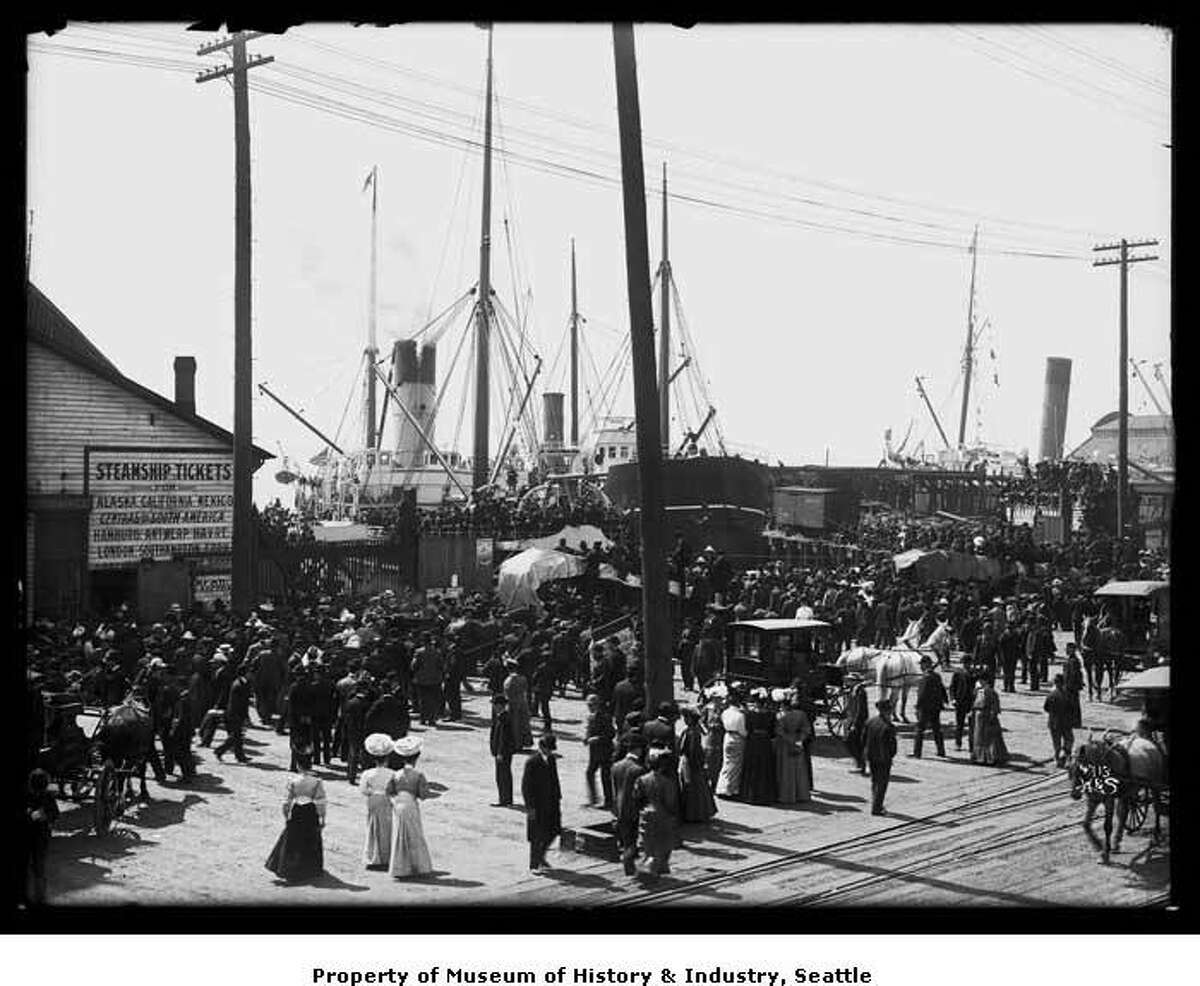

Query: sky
26;23;1172;508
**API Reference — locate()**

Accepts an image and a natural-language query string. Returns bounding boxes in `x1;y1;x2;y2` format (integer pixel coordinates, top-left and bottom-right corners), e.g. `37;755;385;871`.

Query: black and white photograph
18;21;1178;920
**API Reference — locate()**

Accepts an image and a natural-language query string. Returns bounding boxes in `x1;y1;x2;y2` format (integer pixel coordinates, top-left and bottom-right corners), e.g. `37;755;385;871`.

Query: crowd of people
24;482;1169;899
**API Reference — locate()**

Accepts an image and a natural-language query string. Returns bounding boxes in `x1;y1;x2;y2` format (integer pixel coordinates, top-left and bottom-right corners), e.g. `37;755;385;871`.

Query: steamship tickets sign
87;448;234;569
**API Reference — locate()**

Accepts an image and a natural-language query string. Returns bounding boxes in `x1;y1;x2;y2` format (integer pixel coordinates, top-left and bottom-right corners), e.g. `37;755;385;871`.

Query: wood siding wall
27;343;228;496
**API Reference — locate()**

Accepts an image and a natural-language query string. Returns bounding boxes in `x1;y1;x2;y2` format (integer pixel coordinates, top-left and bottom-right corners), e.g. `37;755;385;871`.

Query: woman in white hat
388;736;433;878
359;733;397;869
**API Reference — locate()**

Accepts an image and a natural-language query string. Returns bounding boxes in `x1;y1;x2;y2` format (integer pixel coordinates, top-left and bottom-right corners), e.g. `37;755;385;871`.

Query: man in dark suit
910;659;947;759
949;663;975;752
863;698;897;816
611;734;648;875
489;694;517;807
610;667;642;732
521;733;562;872
214;664;251;763
340;683;370;785
843;673;869;774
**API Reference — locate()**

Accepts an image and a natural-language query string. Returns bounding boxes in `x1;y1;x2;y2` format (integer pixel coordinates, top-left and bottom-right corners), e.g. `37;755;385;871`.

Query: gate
257;541;417;603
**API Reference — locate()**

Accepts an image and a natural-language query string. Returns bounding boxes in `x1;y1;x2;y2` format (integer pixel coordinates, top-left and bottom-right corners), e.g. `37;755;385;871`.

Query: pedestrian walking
214;663;251;763
678;707;717;821
1043;675;1075;767
1062;643;1085;733
489;694;516;807
442;639;465;722
612;736;648;875
715;685;747;799
503;657;534;750
843;672;869;773
701;696;724;792
774;691;813;804
948;663;975;753
411;635;443;727
265;748;326;883
970;677;1009;766
521;733;562;873
582;693;614;809
388;736;434;879
911;658;947;758
864;698;898;816
340;683;370;786
634;747;680;880
531;649;556;733
359;734;395;869
25;768;59;906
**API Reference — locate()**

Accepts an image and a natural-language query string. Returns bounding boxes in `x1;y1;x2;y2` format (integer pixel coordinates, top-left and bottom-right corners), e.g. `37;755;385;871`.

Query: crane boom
257;382;347;456
916;376;952;450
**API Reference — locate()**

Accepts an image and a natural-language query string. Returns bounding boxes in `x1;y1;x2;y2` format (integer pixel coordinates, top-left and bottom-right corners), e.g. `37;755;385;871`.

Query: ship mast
570;237;580;448
956;224;979;449
658;162;671;455
365;165;379;451
472;24;495;491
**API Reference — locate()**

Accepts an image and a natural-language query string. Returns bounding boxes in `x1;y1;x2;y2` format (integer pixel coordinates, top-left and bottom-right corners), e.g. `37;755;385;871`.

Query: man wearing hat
611;734;648;875
863;698;898;816
910;657;947;759
214;662;251;763
488;694;517;807
340;681;371;785
521;733;562;872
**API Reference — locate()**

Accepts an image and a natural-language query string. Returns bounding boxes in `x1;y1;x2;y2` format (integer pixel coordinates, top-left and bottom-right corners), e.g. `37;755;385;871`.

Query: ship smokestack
1038;357;1072;462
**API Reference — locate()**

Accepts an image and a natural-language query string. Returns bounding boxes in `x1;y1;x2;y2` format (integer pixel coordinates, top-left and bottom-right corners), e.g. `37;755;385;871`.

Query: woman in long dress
741;691;778;805
265;749;325;882
970;678;1009;766
388;736;434;878
775;693;813;804
678;707;717;823
359;734;396;869
503;659;534;751
715;690;747;799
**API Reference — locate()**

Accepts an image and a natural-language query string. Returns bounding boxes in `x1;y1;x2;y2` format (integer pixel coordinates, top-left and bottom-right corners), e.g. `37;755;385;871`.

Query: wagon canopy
893;548;1003;583
496;547;585;612
1116;665;1169;692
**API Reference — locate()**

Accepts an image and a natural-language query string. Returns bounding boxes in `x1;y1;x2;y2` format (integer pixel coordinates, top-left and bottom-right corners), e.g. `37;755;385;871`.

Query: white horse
836;646;928;722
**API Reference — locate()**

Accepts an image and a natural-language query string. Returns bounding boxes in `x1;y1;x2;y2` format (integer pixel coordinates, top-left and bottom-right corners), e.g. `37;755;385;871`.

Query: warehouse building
25;282;271;621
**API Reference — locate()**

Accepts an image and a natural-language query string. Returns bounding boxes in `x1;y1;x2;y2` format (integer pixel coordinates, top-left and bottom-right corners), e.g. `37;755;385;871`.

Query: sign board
86;447;234;603
476;538;495;567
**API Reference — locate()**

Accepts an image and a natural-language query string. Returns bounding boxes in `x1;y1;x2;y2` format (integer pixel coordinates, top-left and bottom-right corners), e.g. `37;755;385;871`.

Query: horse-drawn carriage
36;691;157;836
721;618;851;736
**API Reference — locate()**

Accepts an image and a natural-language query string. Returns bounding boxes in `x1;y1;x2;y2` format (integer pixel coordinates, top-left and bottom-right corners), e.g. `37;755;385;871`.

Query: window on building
619;446;629;459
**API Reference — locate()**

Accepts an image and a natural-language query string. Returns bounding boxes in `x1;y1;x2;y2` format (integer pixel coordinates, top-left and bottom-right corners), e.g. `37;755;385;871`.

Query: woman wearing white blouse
265;749;326;882
388;736;434;878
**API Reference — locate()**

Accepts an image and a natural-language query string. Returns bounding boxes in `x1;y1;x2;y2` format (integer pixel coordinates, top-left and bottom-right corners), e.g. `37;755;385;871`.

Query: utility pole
198;31;274;616
472;24;495;491
26;210;32;278
658;162;671;456
570;238;580;447
613;23;672;710
1093;238;1158;545
956;225;979;449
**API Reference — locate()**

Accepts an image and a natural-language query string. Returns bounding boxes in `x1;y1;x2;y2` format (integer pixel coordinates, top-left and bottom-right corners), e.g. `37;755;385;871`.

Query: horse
1068;728;1166;864
835;647;927;722
90;694;165;804
1095;626;1126;700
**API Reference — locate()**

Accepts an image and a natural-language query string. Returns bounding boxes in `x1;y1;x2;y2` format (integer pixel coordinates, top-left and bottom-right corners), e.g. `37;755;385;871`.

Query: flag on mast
362;166;376;193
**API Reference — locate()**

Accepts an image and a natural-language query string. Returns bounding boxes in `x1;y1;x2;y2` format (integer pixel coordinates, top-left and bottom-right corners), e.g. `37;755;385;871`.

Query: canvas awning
1094;580;1169;598
496;547;585;612
1116;665;1169;692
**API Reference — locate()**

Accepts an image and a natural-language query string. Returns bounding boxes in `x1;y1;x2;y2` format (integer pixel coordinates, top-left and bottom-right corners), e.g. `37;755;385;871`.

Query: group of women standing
712;685;814;806
265;733;434;884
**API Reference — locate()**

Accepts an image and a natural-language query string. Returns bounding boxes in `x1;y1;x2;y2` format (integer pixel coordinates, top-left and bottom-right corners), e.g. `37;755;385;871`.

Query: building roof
1066;410;1173;471
27;281;272;464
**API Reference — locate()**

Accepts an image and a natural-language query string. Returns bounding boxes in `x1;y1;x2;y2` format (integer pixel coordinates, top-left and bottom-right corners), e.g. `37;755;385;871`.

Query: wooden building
25;282;270;621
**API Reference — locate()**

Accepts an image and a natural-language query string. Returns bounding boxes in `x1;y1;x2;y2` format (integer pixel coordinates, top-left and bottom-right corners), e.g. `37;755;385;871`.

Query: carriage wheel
1125;787;1149;833
93;760;120;835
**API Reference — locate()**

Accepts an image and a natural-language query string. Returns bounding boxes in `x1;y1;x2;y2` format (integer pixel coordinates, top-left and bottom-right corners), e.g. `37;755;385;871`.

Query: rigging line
237;74;1093;261
425;94;481;324
580;330;608;437
1013;24;1171;96
987;25;1171;121
587;332;629;432
423;304;474;445
239;76;1087;259
287;29;1114;242
332;356;364;447
407;288;476;343
491;304;538;455
944;27;1169;130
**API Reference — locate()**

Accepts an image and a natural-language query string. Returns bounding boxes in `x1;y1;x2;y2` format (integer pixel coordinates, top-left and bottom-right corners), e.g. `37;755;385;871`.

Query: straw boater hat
364;733;394;758
394;736;423;759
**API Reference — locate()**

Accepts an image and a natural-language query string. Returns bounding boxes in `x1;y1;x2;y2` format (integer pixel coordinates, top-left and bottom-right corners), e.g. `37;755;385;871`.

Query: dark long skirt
265;803;323;881
741;732;777;805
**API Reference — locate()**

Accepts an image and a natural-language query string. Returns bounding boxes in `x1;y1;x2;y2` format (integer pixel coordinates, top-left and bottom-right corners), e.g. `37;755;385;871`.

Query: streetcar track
606;766;1067;907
